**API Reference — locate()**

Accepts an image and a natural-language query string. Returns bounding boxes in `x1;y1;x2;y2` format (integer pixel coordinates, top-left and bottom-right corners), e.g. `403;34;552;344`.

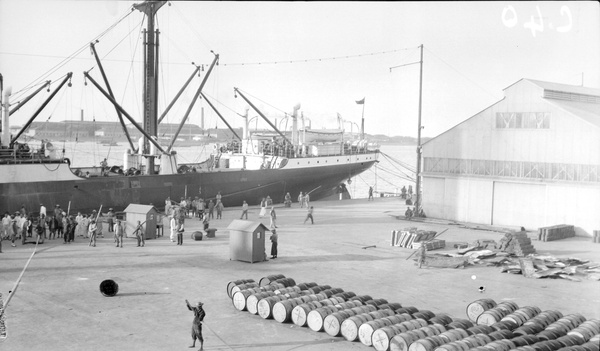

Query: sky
1;1;598;138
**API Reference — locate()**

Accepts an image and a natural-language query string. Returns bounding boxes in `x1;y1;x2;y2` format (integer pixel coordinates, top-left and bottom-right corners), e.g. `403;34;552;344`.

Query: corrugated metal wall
421;80;600;235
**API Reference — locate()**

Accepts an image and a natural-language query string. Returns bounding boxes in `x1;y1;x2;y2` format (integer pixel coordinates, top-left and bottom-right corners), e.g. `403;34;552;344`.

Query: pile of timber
496;231;536;256
538;224;575;242
391;228;438;249
228;275;600;351
412;239;445;251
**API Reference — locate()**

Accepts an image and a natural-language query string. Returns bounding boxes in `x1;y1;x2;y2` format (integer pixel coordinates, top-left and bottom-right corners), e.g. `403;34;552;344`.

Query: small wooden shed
228;220;270;263
124;204;159;239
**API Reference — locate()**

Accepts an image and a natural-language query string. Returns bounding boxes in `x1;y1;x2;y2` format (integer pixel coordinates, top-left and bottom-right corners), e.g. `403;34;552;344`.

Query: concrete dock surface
1;197;599;351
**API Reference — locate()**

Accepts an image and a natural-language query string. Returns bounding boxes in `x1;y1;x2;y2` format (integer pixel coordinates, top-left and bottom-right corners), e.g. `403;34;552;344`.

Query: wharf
1;197;599;350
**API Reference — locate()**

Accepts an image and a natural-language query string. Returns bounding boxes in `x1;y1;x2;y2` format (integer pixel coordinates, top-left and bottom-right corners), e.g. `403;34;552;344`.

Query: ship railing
0;146;66;164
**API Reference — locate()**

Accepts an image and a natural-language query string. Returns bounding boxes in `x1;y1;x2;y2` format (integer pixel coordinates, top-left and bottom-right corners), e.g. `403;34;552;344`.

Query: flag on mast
355;98;365;105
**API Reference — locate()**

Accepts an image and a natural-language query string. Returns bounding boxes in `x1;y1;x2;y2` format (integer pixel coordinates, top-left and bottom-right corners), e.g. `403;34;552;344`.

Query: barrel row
404;310;593;351
291;291;363;327
264;288;352;323
232;283;320;312
229;280;596;351
429;316;599;351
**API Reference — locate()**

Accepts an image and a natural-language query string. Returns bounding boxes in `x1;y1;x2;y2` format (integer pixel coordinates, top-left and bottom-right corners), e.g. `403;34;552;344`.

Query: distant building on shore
22;121;241;143
422;78;600;235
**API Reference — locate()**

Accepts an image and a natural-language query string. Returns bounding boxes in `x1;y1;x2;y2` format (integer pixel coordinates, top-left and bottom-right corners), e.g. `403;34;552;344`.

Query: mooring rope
0;235;41;323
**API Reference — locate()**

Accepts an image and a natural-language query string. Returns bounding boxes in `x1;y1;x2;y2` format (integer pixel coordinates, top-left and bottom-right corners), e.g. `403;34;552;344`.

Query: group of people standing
1;204;98;252
0;203;147;252
166;192;225;222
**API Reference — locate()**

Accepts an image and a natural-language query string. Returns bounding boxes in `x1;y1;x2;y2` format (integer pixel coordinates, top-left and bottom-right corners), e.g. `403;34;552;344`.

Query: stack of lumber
496;232;536;256
390;228;437;248
412;239;445;251
538;224;575;242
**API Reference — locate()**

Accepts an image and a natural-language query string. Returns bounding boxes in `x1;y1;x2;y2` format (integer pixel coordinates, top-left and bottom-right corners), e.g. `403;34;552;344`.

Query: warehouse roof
423;78;600;146
545;98;600;129
512;78;600;97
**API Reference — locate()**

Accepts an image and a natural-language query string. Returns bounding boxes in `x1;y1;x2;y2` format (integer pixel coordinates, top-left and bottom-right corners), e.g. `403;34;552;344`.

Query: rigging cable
222;47;418;66
11;8;135;102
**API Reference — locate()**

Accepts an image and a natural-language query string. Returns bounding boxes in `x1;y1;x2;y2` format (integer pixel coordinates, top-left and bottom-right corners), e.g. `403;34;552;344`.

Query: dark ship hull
0;156;377;215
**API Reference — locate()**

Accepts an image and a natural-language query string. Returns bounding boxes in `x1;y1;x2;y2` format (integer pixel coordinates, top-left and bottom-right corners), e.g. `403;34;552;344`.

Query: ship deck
1;197;598;350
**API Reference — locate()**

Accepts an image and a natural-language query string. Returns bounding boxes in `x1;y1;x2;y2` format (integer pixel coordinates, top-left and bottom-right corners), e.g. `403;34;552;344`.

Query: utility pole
390;44;424;216
415;44;424;216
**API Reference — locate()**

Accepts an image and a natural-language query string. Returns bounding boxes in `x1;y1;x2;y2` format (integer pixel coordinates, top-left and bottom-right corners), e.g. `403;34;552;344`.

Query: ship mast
133;0;166;175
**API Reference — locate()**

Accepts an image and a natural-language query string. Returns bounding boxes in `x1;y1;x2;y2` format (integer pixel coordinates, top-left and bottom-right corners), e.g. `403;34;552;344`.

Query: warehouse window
423;157;599;184
496;112;550;129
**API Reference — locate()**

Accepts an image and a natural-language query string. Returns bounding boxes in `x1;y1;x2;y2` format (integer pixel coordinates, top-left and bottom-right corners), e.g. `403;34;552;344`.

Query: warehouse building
421;79;600;235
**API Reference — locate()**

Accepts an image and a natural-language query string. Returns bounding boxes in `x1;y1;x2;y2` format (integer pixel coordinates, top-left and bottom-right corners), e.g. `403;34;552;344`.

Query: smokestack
2;86;12;147
80;109;84;122
201;107;204;131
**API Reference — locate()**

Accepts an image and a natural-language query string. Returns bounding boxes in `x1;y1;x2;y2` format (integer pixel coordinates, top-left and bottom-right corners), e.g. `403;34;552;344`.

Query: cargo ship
0;1;378;214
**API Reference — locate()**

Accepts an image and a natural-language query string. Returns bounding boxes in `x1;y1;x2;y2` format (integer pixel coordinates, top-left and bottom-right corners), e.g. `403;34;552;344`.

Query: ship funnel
242;108;250;140
291;104;300;146
2;86;12;147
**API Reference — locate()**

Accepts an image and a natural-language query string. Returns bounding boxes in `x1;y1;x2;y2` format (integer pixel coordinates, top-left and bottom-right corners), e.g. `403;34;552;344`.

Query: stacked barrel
227;276;600;351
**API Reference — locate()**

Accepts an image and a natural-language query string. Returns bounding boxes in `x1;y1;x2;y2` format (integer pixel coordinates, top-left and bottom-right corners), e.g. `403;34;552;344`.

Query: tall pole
415;44;424;216
134;0;166;174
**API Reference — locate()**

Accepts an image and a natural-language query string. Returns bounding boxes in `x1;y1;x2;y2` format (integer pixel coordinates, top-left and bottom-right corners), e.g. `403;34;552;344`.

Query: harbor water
51;141;416;200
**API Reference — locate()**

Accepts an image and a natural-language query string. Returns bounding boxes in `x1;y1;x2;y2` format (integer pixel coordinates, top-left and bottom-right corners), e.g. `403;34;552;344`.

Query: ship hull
0;158;377;215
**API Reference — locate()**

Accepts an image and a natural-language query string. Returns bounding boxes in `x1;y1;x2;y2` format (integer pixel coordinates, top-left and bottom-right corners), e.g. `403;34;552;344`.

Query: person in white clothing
170;215;177;243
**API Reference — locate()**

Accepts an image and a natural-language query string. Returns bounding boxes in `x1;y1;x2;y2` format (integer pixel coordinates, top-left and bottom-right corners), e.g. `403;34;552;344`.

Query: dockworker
207;200;215;220
165;197;172;216
303;206;314;225
106;208;115;232
259;198;267;218
216;191;222;203
417;244;427;269
64;217;76;244
304;192;310;208
39;203;47;218
75;212;83;236
197;198;205;220
216;200;223;219
20;204;27;218
133;220;145;247
9;215;17;247
298;192;304;208
180;197;187;217
405;207;413;220
88;220;98;247
170;214;177;243
270;229;278;259
48;215;59;240
2;213;10;239
269;206;277;229
240;201;248;220
37;214;46;240
185;300;205;350
114;219;124;248
368;186;374;201
55;206;64;238
176;218;184;246
61;213;68;240
284;192;292;207
81;214;90;238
